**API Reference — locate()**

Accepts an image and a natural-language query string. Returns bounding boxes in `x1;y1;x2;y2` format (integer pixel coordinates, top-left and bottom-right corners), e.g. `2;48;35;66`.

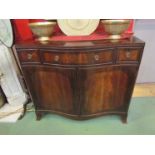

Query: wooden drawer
117;47;141;63
18;50;41;64
42;49;114;65
93;50;114;64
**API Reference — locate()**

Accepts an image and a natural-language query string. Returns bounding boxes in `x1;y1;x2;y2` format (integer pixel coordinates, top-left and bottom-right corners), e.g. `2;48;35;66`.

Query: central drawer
42;49;114;65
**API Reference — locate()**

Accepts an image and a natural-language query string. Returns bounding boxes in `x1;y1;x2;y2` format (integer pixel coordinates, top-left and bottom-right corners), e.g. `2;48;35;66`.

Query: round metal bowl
29;21;56;41
101;20;130;39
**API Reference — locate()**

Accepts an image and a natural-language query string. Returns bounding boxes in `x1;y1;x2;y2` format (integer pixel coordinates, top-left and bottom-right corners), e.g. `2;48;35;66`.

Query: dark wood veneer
14;37;145;123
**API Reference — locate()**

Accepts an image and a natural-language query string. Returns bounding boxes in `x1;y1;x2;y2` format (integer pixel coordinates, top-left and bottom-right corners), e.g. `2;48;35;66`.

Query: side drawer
17;50;41;64
117;47;142;64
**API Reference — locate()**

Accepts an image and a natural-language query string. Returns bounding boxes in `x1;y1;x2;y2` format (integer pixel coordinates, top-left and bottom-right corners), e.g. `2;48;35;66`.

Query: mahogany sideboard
14;37;145;123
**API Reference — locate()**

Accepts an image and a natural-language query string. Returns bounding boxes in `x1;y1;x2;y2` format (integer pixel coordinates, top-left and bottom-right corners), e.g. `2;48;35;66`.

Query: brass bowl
101;20;130;39
29;21;56;41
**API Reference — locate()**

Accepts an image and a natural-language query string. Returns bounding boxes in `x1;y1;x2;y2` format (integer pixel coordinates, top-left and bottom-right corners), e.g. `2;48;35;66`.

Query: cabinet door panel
80;66;138;115
23;66;79;115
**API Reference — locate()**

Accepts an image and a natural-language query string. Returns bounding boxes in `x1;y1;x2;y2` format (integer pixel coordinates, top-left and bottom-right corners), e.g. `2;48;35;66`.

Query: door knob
126;52;131;58
27;53;33;60
94;54;99;61
54;55;60;62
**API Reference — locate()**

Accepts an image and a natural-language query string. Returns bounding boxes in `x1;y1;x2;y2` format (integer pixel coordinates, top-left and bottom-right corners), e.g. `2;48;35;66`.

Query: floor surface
0;97;155;135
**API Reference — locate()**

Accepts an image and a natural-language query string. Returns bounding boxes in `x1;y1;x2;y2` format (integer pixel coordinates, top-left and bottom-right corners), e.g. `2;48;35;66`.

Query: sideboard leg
36;111;42;121
121;114;128;124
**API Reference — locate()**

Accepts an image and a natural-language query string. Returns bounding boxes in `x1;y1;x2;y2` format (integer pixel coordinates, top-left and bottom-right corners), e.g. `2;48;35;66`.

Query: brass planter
101;20;130;39
29;22;56;41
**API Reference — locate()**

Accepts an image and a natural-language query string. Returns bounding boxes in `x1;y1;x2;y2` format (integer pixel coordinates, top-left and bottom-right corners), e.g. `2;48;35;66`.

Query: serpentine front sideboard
14;36;145;123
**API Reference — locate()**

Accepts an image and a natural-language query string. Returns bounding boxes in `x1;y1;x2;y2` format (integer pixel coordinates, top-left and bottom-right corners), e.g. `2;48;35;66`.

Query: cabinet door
79;65;138;115
22;66;79;115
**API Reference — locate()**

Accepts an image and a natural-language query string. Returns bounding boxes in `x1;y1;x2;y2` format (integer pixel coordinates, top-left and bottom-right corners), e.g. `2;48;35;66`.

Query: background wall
134;19;155;83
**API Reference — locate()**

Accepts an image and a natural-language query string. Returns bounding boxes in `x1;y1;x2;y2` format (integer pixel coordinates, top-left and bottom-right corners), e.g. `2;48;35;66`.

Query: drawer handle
94;54;99;61
126;52;131;58
54;55;60;62
27;53;33;60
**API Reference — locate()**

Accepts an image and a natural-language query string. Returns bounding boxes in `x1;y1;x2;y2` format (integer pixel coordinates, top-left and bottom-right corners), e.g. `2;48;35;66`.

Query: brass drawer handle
94;54;99;61
27;53;33;60
126;52;131;58
54;55;60;62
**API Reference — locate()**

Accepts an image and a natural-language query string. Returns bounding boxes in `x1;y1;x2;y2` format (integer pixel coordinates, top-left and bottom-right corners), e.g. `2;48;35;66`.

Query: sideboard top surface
15;36;145;50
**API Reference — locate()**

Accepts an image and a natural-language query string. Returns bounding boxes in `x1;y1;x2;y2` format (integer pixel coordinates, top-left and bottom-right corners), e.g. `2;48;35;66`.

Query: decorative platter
57;19;99;36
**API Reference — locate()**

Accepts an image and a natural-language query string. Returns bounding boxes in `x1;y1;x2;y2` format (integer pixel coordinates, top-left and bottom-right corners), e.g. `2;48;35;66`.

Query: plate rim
57;19;100;36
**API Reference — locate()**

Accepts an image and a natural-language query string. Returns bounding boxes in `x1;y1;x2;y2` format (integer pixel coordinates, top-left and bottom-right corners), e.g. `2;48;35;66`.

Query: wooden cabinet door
79;65;138;116
22;66;79;115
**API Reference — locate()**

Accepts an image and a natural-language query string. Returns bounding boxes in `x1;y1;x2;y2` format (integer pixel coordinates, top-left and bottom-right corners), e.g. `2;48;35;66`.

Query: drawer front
18;50;41;64
42;49;114;65
43;52;77;65
93;50;113;64
117;48;141;63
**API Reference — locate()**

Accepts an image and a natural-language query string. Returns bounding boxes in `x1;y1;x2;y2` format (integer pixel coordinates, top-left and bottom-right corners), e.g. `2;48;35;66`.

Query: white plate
0;19;13;47
57;19;99;36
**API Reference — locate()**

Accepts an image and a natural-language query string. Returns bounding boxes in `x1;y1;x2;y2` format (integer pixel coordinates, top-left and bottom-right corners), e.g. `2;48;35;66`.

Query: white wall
134;19;155;83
